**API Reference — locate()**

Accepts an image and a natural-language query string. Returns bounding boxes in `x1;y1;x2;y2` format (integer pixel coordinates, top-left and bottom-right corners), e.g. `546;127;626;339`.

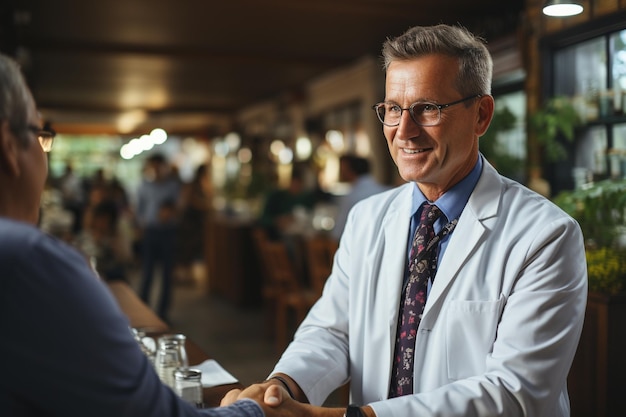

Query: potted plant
529;96;581;163
553;178;626;417
584;246;626;295
480;105;524;180
553;178;626;251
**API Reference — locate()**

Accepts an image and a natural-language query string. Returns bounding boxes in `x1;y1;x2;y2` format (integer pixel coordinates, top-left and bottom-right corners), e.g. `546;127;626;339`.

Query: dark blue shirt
0;217;263;417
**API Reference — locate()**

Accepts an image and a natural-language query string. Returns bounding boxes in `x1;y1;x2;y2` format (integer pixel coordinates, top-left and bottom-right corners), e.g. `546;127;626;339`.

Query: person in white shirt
331;155;389;241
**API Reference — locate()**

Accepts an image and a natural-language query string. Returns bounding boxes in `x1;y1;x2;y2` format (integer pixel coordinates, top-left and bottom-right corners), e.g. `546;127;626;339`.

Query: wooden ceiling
4;0;524;136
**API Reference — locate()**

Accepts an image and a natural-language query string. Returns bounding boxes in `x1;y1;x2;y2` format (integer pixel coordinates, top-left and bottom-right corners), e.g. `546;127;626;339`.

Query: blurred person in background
81;182;112;232
73;199;131;281
58;161;85;234
257;164;314;241
176;163;213;286
135;153;181;321
258;162;332;240
330;155;389;241
257;163;332;280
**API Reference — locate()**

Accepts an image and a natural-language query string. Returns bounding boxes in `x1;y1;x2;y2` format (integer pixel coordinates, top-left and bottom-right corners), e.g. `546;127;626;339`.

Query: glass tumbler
154;334;188;388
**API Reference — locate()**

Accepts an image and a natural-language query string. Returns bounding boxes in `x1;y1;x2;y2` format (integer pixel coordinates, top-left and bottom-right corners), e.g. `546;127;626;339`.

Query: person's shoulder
498;175;576;225
355;175;390;192
501;175;555;205
0;218;52;278
351;183;410;213
0;219;101;301
478;161;567;217
0;217;84;265
372;182;407;198
0;218;43;251
339;184;411;241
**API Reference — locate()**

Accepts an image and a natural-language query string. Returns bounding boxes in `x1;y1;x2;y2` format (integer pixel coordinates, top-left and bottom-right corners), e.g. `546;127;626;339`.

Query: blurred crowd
39;153;388;320
41;154;213;321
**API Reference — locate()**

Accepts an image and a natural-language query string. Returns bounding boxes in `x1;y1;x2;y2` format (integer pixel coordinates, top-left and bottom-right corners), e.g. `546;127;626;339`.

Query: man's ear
475;95;495;137
0;120;20;177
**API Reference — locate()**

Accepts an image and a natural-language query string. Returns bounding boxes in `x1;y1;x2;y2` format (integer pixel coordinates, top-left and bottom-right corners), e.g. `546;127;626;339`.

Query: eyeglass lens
375;103;441;127
373;94;482;127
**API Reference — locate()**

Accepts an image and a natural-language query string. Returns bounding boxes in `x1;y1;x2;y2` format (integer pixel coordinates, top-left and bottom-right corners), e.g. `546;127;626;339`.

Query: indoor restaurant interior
2;0;626;416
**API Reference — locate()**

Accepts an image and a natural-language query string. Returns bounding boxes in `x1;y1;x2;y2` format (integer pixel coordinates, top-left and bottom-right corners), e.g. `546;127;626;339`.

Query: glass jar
130;327;156;364
174;368;203;408
154;334;188;388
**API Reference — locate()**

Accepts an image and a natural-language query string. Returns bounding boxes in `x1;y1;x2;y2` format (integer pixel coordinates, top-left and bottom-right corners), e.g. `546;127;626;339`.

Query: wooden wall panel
568;294;626;417
594;0;620;15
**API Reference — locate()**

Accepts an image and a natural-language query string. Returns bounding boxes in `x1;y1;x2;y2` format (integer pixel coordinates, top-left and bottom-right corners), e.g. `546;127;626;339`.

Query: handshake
220;376;306;417
219;374;370;417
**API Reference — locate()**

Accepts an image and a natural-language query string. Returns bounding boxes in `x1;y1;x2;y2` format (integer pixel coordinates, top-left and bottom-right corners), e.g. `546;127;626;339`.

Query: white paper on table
191;359;239;388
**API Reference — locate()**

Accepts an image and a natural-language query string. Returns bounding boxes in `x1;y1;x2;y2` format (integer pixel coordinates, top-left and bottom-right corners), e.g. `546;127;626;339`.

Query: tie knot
419;203;442;226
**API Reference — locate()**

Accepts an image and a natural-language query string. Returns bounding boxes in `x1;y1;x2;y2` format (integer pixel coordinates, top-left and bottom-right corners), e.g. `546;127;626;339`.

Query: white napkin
191;359;239;388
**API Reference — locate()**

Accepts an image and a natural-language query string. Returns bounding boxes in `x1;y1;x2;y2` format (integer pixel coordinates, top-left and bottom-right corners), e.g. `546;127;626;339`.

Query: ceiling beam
23;38;348;68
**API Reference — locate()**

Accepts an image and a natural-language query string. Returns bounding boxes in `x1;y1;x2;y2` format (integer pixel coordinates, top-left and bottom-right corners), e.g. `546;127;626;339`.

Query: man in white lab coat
223;24;587;417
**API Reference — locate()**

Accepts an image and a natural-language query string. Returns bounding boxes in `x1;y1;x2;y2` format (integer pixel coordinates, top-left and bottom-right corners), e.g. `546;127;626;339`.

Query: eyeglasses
25;124;56;152
372;94;483;127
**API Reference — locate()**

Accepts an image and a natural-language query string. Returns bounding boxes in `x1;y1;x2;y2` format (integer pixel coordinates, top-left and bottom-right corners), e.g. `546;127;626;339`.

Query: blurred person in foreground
330;155;390;241
223;24;588;417
0;52;296;417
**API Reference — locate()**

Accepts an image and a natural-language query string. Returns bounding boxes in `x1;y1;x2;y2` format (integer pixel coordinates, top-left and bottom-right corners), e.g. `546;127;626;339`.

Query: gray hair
0;53;33;146
381;24;492;96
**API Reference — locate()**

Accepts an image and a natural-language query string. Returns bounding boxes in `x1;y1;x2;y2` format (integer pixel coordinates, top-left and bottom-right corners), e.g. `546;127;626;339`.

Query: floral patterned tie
389;203;457;398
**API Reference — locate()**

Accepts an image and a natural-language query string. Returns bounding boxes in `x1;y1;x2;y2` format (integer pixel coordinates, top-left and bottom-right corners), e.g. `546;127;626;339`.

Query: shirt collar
410;154;483;222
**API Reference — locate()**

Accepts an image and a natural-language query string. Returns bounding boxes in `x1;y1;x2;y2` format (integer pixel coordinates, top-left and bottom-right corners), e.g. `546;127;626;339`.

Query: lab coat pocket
445;295;505;380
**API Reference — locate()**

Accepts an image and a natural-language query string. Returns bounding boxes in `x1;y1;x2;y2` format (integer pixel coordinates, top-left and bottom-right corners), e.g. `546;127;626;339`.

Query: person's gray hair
0;53;33;146
381;24;492;97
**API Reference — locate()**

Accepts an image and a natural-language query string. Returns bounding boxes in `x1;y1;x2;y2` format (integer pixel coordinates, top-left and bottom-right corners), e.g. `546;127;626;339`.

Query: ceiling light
543;0;584;17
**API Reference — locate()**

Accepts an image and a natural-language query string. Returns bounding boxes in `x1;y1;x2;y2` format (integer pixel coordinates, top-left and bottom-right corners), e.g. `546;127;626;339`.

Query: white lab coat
272;159;588;417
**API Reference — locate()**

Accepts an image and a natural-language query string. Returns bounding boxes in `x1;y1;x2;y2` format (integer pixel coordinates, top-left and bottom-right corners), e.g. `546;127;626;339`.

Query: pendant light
543;0;584;17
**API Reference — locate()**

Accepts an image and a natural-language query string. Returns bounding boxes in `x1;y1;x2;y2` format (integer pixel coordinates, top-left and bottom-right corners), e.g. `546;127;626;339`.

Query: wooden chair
298;235;349;406
269;242;321;351
251;228;284;337
304;235;339;295
273;235;340;351
251;228;322;351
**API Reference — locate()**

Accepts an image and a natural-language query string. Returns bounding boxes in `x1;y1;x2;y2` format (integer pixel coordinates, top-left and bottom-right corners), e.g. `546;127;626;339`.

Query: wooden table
206;215;263;307
106;280;242;407
107;280;168;331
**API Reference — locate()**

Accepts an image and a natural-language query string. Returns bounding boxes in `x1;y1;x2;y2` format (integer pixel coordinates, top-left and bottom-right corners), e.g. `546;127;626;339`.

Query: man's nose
394;110;422;139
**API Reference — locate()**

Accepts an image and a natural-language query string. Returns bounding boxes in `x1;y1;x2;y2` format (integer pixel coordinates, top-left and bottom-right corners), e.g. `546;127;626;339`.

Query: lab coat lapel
378;184;414;391
422;161;502;323
424;212;485;310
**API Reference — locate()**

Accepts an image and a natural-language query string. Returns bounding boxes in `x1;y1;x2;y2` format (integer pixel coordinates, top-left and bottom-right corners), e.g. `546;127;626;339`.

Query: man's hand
221;380;286;407
221;382;315;417
220;378;357;417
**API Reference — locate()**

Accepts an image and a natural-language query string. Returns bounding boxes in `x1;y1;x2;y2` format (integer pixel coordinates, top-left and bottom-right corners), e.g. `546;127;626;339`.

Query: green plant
480;105;524;179
553;179;626;249
554;179;626;294
529;96;581;162
585;247;626;295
